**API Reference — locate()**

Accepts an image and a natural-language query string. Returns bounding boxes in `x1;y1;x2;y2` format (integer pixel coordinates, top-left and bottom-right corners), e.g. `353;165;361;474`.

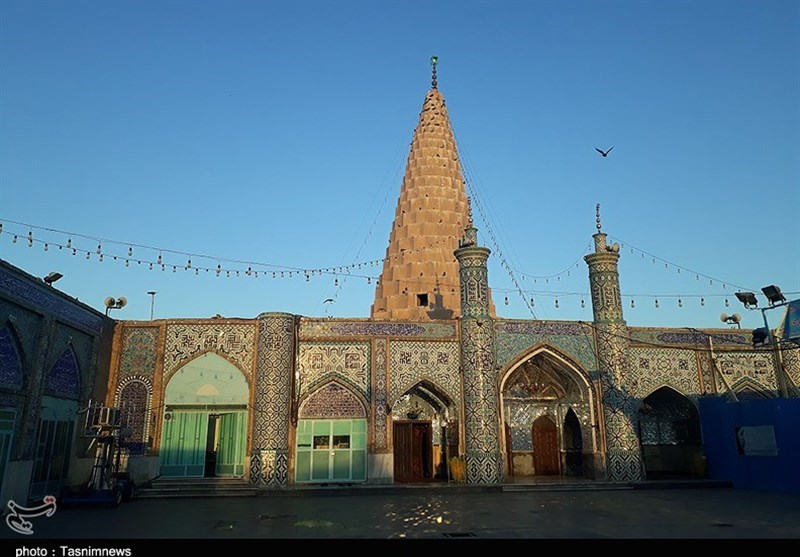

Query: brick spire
371;59;494;320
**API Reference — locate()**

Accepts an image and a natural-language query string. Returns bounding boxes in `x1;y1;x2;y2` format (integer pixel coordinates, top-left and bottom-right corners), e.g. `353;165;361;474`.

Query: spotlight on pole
735;291;758;309
761;285;786;306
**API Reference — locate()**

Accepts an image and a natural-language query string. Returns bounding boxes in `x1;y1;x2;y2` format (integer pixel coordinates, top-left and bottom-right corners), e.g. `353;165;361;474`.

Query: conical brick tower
371;58;495;321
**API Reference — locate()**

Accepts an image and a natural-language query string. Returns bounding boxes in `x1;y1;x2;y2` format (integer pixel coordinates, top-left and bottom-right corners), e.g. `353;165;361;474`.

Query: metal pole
147;291;157;321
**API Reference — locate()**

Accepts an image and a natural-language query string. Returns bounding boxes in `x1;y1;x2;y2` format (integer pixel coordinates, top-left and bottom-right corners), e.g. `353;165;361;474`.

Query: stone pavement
3;481;800;543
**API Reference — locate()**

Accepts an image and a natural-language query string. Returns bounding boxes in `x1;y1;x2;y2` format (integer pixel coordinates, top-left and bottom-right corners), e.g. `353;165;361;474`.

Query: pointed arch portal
501;347;595;479
160;353;249;478
638;386;704;479
295;381;367;484
391;380;455;484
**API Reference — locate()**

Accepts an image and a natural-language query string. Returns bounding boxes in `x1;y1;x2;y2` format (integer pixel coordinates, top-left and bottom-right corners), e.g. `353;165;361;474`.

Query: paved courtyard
4;485;800;542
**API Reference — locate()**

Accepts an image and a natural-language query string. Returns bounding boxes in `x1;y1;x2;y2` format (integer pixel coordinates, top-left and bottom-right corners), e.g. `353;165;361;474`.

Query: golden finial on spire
430;55;438;89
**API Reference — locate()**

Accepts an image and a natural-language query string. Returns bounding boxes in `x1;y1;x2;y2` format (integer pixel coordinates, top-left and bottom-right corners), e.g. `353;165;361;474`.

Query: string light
2;221;762;308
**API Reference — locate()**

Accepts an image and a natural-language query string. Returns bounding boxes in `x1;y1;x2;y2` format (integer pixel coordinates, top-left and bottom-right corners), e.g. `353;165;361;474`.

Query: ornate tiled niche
297;342;370;398
45;347;80;399
115;375;153;454
387;340;460;409
163;323;256;382
300;382;366;418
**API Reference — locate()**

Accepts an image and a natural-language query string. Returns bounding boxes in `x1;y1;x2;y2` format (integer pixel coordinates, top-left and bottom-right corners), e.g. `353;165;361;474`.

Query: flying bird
323;298;334;304
595;146;614;157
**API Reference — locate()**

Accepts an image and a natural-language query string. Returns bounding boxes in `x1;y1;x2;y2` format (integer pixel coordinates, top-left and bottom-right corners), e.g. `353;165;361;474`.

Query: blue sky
1;0;798;332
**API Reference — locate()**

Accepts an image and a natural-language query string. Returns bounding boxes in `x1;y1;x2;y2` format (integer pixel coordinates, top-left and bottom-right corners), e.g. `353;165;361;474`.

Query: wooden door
532;415;560;475
393;421;432;483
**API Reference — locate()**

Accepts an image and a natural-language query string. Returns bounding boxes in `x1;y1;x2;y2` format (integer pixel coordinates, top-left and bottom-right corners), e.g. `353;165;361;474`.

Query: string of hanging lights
3;219;794;315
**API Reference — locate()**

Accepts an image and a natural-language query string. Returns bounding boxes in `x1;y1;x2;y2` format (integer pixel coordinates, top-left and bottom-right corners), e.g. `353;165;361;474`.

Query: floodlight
43;272;63;285
761;285;786;306
735;291;758;308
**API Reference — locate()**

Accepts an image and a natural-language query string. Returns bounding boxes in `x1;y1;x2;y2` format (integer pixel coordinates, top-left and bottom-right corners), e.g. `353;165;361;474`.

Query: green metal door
160;412;207;477
295;419;366;483
215;411;246;477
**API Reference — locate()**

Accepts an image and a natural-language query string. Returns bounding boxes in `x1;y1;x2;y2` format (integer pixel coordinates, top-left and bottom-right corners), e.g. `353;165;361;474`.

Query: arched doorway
501;347;596;479
160;353;249;478
638;386;703;479
295;381;367;484
563;408;584;476
391;381;454;483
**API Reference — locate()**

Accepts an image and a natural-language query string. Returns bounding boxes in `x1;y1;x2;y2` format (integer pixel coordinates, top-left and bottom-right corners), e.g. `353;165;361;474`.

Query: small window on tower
417;293;429;307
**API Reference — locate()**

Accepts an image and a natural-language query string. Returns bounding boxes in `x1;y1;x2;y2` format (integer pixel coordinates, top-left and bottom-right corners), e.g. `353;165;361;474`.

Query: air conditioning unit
88;406;121;428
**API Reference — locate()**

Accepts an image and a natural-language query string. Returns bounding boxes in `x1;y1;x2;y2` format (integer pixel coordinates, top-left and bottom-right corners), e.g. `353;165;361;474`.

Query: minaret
455;218;503;484
371;57;495;321
583;204;643;481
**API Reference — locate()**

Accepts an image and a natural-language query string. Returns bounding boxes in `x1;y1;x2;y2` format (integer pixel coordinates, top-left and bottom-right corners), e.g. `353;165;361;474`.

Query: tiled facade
4;67;792;499
99;74;799;489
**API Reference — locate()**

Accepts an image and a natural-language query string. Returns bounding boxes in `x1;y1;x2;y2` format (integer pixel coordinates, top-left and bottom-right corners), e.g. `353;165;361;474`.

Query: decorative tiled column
250;312;296;485
780;345;800;398
584;205;643;481
455;225;503;484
